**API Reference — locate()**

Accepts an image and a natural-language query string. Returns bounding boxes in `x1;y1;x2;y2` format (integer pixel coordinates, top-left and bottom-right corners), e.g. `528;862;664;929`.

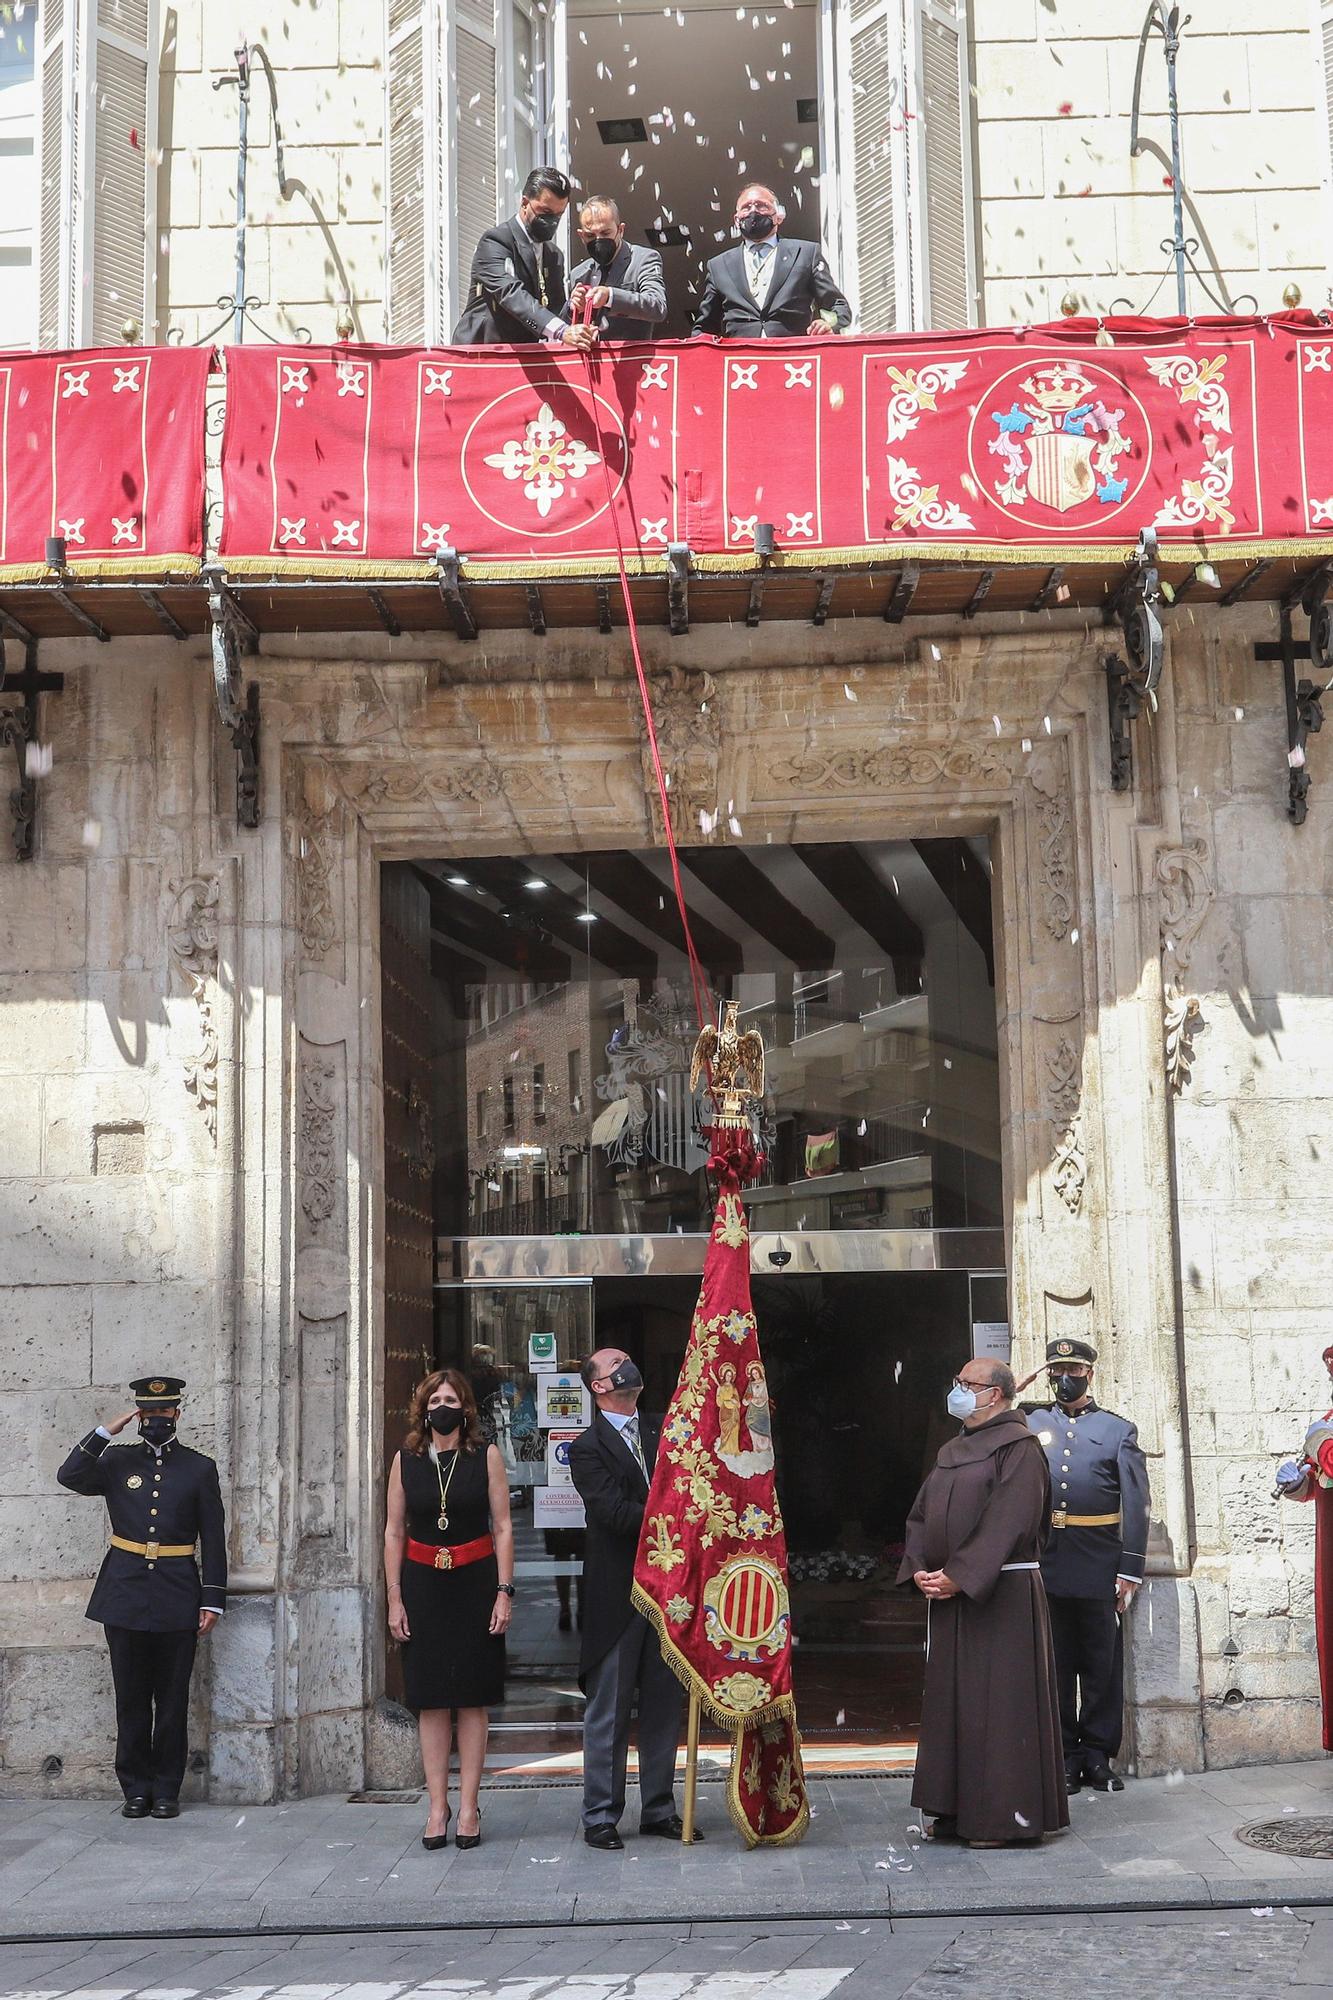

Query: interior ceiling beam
679;847;836;970
911;839;996;986
791;843;924;974
447;854;658;981
412;862;573;980
555;849;744;974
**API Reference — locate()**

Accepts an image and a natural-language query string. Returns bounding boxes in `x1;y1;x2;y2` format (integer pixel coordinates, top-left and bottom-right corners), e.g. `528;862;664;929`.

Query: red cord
578;296;713;1037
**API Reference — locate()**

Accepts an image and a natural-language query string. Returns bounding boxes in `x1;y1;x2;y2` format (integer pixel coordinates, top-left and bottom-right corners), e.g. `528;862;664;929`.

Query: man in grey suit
693;182;851;339
566;197;667;342
450;166;596;349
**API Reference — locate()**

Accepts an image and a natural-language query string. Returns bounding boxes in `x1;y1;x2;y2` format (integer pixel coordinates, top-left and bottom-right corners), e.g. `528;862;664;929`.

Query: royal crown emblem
973;359;1146;524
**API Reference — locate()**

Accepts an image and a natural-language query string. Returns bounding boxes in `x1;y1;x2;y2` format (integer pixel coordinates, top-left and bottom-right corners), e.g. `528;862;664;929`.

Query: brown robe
897;1406;1068;1842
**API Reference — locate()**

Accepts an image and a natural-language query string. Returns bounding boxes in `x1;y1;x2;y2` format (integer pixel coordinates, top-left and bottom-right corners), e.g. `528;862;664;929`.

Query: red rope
578;299;713;1037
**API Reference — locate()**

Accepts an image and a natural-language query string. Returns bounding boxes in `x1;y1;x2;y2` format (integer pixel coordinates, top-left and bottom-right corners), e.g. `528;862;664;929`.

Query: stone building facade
2;0;1333;1799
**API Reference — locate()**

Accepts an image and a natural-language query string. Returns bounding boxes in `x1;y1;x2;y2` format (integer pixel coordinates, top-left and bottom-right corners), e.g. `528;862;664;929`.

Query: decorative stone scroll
297;771;341;964
635;664;720;841
167;875;221;1143
766;742;1009;795
1156;835;1213;1096
299;1041;341;1235
1045;1034;1086;1215
1027;745;1074;943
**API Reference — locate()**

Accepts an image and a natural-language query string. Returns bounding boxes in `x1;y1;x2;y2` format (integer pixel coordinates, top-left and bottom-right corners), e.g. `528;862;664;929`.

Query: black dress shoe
121;1797;151;1819
150;1799;180;1819
640;1814;702;1840
1083;1759;1124;1792
584;1823;623;1849
1064;1761;1083;1796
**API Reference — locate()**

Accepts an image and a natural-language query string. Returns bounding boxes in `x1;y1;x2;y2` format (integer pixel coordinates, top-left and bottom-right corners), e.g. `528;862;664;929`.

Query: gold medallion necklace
434;1442;461;1533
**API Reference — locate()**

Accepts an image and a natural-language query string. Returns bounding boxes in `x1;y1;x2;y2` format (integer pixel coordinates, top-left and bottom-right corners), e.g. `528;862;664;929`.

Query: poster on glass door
534;1429;586;1528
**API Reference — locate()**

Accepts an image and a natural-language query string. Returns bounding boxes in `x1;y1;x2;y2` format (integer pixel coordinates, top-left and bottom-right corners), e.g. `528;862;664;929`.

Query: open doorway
564;0;823;337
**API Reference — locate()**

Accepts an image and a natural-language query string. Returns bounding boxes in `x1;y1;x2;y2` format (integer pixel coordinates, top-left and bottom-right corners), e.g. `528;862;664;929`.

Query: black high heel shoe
421;1804;451;1851
454;1805;483;1850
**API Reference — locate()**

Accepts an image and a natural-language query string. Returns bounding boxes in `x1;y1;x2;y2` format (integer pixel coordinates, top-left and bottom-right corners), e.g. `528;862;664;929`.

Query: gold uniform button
150;1508;158;1516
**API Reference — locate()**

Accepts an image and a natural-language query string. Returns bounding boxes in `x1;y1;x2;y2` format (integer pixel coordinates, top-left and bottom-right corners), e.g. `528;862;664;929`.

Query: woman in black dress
385;1369;514;1848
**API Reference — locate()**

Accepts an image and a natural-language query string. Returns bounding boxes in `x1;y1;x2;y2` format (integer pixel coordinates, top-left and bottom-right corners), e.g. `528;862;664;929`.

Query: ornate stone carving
423;760;557;807
297;773;340;962
1028;746;1074;942
1156;834;1212;1096
350;768;429;810
768;742;1010;794
167;875;220;1143
1045;1035;1085;1214
636;664;720;839
300;1050;339;1231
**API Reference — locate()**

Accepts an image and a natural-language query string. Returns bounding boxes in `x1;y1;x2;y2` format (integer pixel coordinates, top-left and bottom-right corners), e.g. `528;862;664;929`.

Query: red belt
406;1534;494;1572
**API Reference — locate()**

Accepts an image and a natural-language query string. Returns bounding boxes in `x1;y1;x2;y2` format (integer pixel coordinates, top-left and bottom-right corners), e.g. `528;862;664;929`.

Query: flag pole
681;1688;702;1843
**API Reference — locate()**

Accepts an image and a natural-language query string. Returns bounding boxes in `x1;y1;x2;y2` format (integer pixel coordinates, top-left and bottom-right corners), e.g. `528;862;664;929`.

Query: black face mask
738;212;776;241
606;1359;643;1393
427;1404;465;1435
140;1415;176;1445
1053;1374;1088;1405
587;235;620;271
526;210;560;244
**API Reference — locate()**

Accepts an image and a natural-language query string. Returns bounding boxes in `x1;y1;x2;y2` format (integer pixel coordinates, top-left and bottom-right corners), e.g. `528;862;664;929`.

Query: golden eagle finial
690;1000;765;1129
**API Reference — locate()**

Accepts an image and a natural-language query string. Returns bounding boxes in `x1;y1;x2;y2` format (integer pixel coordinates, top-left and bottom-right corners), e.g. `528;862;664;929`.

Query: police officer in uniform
1020;1338;1149;1794
57;1375;227;1818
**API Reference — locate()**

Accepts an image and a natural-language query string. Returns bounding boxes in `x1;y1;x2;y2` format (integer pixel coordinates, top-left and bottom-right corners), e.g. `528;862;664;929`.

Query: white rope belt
1001;1561;1040;1571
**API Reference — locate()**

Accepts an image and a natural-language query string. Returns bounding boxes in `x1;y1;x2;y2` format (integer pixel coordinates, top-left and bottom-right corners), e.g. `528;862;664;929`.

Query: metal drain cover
1236;1815;1333;1859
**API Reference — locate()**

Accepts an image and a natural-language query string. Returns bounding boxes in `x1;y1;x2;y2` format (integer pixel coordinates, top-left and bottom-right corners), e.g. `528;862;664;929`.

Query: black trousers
104;1624;198;1802
1046;1594;1123;1764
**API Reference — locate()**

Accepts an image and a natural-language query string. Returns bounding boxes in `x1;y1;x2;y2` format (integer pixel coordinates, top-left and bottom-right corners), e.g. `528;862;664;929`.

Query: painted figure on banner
1274;1342;1333;1751
716;1364;744;1460
451;166;596;350
692;183;851;340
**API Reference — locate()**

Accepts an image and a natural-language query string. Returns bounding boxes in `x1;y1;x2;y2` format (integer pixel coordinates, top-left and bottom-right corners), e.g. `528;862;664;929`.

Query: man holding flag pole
629;1000;810;1848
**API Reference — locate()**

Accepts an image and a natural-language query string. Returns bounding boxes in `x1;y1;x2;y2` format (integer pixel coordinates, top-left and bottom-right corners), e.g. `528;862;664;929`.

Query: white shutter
35;0;157;348
847;0;903;334
453;0;498;315
88;0;157;344
1324;2;1333;196
36;0;72;345
386;0;430;341
912;0;973;329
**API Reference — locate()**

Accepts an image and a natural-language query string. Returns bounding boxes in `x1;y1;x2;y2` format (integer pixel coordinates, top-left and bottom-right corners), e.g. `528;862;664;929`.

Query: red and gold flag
632;1118;809;1847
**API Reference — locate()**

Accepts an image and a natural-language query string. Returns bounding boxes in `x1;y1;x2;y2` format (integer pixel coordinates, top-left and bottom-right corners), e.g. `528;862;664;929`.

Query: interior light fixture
576;911;598;923
524;877;546;890
447;874;469;887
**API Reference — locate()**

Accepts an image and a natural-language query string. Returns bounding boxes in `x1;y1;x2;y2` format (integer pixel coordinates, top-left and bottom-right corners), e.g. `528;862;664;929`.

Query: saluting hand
198;1609;219;1636
105;1409;139;1436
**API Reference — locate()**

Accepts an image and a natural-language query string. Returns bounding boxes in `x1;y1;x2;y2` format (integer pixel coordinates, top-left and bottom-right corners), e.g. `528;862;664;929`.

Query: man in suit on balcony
692;183;851;339
451;166;596;349
566;197;667;342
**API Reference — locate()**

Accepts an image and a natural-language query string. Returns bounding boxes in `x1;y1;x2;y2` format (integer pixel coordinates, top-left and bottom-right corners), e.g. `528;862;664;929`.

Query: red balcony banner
219;315;1333;576
0;346;211;580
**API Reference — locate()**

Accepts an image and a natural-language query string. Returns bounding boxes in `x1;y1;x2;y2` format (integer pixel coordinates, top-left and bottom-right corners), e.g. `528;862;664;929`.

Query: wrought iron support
666;542;691;637
204;562;261;829
962;568;995;619
745;573;766;629
811;574;835;627
1029;565;1065;613
1285;584;1332;825
1104;527;1165;790
595;582;613;635
434;548;477;641
526;584;547;637
0;641;65;859
884;562;919;624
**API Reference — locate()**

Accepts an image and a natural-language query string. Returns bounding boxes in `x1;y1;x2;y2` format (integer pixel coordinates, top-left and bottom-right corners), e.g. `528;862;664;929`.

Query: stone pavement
0;1911;1330;2000
5;1759;1333;1942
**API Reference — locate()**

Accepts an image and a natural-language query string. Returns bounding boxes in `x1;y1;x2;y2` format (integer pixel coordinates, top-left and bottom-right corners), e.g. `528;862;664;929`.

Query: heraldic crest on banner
632;1003;809;1847
976;361;1145;521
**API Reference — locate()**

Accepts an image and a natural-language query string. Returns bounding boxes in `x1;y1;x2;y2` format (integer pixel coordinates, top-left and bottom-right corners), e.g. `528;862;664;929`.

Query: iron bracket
666;542;691;636
434;547;478;641
1284;595;1328;826
0;640;65;860
1103;527;1165;790
203;562;261;829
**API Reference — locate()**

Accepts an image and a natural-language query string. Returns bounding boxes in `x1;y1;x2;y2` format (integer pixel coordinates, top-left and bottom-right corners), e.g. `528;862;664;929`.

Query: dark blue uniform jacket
1026;1402;1150;1598
57;1430;228;1632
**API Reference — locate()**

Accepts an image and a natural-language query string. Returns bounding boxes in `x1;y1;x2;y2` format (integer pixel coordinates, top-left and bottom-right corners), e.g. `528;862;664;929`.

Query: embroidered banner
0;347;210;579
631;1125;809;1849
218;315;1333;575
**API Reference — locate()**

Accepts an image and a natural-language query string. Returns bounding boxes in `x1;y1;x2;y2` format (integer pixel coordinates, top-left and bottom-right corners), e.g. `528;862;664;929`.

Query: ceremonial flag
631;1115;809;1847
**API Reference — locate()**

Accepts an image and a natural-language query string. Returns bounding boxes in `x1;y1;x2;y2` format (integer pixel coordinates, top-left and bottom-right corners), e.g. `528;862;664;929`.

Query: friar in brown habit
897;1355;1068;1847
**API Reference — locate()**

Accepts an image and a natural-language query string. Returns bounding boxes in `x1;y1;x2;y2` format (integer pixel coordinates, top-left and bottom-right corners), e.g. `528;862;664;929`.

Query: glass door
436;1279;594;1754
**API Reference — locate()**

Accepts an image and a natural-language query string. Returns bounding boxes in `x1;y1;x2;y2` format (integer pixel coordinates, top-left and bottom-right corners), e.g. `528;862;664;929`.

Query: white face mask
946;1383;977;1420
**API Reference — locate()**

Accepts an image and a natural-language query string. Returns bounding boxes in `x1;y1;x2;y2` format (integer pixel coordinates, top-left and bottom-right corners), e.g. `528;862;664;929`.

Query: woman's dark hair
404;1368;484;1456
523;166;571;202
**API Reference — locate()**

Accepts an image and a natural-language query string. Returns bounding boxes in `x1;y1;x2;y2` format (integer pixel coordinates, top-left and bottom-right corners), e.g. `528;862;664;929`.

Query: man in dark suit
57;1374;227;1819
450;165;596;350
1021;1338;1150;1795
568;1348;696;1848
692;182;851;339
566;196;667;342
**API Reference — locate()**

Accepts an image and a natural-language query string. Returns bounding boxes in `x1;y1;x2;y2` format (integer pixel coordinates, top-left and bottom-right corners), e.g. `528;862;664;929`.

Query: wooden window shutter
88;0;157;343
386;0;431;342
847;0;901;334
1324;1;1333;193
36;0;72;345
913;0;974;329
453;0;499;317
